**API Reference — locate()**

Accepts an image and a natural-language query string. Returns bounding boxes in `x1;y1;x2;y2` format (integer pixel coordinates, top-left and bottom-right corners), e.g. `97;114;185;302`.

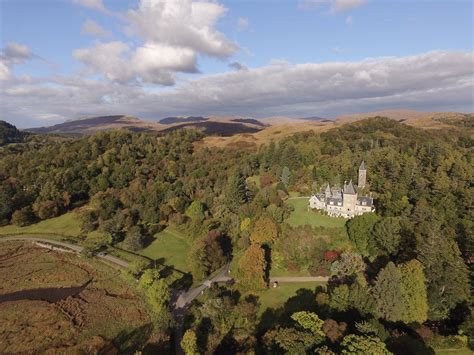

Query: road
270;276;329;283
0;236;129;269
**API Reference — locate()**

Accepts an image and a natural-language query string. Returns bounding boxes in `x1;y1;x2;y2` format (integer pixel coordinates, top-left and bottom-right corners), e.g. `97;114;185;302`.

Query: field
285;198;347;228
0;212;82;238
0;241;152;353
139;227;192;273
256;282;326;315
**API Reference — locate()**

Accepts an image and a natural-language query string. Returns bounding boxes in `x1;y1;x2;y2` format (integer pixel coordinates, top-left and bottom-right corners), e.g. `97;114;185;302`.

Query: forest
0;117;472;354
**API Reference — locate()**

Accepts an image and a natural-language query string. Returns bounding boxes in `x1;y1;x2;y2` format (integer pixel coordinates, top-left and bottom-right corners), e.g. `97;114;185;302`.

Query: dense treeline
0;120;26;146
0;117;472;353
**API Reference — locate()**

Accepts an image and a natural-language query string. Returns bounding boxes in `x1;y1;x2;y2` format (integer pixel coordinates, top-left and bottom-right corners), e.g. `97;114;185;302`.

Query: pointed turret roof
325;183;331;194
343;180;356;195
359;160;366;170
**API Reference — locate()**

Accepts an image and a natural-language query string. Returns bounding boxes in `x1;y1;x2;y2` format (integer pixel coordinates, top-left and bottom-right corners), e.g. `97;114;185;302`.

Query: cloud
299;0;367;13
73;41;197;84
0;43;36;81
73;0;105;11
81;19;112;38
126;0;238;58
1;42;34;65
237;17;249;31
2;51;473;126
346;15;353;25
228;61;248;71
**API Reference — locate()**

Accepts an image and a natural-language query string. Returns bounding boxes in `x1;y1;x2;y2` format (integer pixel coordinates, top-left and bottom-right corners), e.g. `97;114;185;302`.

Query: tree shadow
170;272;194;291
113;322;154;354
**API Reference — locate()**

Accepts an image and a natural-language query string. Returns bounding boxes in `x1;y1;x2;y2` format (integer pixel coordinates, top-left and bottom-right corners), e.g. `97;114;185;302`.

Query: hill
0;121;25;146
26;115;164;134
158;116;208;124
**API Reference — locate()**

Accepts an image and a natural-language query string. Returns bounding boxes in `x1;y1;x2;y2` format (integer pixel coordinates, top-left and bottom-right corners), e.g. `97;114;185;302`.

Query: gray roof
357;196;373;206
343;180;356;195
359;161;366;170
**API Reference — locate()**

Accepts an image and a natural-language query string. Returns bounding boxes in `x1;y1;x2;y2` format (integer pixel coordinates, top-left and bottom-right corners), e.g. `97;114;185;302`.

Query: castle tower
358;161;366;189
343;180;357;214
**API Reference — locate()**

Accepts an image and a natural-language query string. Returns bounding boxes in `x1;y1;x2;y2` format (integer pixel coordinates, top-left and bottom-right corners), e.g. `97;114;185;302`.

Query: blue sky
0;0;473;127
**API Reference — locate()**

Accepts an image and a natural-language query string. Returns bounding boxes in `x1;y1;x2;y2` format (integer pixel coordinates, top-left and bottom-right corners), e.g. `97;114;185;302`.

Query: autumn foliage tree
236;244;267;290
249;216;278;245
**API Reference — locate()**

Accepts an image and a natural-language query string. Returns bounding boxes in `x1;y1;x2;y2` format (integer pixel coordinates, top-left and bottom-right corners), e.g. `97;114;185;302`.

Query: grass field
285;198;347;228
256;282;326;314
435;349;473;355
139;227;192;272
0;212;82;237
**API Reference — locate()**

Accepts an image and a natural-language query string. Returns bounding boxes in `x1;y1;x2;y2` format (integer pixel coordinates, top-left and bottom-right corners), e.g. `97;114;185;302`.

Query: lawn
0;212;82;238
139;227;192;272
286;198;347;228
256;282;326;314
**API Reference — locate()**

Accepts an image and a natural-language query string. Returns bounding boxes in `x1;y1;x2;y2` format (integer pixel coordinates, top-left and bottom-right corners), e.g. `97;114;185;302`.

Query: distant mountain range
21;110;472;140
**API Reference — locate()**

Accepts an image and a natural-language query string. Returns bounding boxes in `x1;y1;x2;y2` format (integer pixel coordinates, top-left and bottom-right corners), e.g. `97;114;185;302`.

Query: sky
0;0;473;128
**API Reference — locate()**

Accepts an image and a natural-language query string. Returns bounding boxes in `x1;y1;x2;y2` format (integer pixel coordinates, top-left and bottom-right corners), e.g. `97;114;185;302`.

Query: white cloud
0;62;11;81
1;42;34;65
2;51;473;127
237;17;249;31
126;0;238;58
228;61;248;71
73;41;133;82
81;19;112;38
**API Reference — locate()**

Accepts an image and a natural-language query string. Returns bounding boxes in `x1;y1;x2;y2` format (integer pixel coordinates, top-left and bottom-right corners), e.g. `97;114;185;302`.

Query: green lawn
286;198;347;228
139;227;192;272
256;282;326;314
435;349;473;355
0;212;82;238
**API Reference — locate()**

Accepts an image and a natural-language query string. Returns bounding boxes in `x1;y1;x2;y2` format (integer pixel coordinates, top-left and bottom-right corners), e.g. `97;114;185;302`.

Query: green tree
372;217;402;256
123;225;146;251
185;201;205;223
417;230;469;320
372;262;404;322
330;251;366;278
188;230;226;280
181;329;199;355
224;171;247;212
329;284;350;312
341;334;392;355
11;206;35;226
399;259;428;323
346;213;380;257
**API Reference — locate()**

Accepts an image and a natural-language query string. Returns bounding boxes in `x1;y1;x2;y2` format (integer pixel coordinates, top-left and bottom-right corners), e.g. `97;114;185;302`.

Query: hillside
26;115;164;134
0;121;25;146
159;116;208;124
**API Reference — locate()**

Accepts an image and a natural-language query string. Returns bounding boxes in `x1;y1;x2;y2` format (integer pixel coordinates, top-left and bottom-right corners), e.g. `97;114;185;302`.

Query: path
172;263;231;355
0;236;129;269
270;276;329;283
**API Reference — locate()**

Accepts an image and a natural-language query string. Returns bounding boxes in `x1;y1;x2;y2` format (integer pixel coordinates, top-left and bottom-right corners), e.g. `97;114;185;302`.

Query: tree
372;217;402;256
181;329;198;355
346;213;380;257
224;171;247;212
329;284;350;312
280;166;291;188
188;230;226;280
322;319;347;343
349;274;375;316
417;230;469;320
185;201;205;223
341;335;391;355
399;259;428;323
372;262;404;322
249;216;278;245
236;244;267;290
123;225;146;251
330;251;366;278
11;206;35;226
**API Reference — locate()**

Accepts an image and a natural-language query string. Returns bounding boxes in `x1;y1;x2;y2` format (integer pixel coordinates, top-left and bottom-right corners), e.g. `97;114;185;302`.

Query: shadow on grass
113;322;154;354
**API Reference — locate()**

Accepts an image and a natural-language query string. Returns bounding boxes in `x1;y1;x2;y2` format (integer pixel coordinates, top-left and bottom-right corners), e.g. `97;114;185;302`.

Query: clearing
139;227;192;273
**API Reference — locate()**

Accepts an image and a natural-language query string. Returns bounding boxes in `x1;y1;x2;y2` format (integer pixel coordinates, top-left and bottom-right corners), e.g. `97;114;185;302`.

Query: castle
309;161;375;218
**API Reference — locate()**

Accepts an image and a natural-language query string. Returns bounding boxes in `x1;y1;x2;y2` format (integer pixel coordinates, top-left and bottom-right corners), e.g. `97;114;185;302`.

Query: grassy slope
139;227;192;273
286;198;347;228
0;212;82;238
